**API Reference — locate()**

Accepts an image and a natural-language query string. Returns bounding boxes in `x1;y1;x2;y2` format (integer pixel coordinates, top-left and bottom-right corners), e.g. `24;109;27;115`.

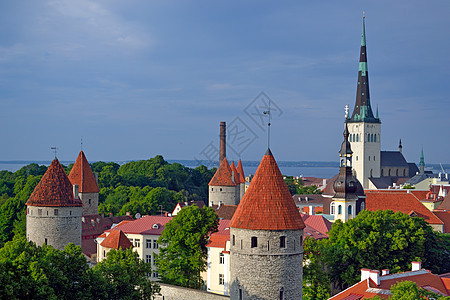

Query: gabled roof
209;158;237;186
26;159;83;207
380;151;409;168
211;204;238;220
237;160;246;184
230;149;305;231
100;230;133;250
365;190;443;225
301;214;332;236
68;151;99;193
107;215;173;235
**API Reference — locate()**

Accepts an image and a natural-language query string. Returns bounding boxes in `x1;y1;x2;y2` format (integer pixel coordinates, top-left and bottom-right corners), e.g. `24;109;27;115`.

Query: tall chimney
219;122;226;163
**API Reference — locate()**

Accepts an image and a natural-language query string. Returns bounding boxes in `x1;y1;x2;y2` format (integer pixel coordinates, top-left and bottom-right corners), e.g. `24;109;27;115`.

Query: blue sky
0;1;449;165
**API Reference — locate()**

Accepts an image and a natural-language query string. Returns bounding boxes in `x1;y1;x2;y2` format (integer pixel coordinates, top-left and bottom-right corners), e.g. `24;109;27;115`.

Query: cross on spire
263;99;272;149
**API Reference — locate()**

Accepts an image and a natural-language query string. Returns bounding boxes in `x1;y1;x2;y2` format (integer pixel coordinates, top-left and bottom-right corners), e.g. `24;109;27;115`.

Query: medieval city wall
154;283;230;300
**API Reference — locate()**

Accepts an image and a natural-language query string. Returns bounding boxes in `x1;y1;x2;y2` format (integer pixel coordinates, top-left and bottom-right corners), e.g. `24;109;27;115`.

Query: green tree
156;205;219;289
284;176;322;195
95;247;159;299
322;210;450;290
303;237;331;300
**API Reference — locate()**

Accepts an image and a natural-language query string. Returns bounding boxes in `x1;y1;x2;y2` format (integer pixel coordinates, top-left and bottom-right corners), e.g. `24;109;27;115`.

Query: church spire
350;14;380;123
419;146;425;174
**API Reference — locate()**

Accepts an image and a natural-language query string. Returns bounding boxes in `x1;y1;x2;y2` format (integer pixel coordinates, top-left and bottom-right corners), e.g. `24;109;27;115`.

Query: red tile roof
438;192;450;210
230;149;305;230
379;270;449;296
365;190;443;225
100;230;133;250
107;215;173;235
206;219;231;249
26;159;83;207
330;279;387;300
230;162;240;184
237;160;246;184
301;214;332;236
433;211;450;233
209;158;237;186
68;151;100;193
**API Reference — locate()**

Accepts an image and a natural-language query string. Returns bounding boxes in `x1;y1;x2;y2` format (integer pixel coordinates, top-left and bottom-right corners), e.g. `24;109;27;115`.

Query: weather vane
81;136;83;151
345;104;349;119
51;146;58;158
263;98;272;149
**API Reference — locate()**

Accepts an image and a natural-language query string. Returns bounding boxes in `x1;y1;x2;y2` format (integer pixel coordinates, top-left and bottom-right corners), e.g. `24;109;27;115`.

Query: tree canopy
320;210;450;290
283;176;322;195
156;205;219;289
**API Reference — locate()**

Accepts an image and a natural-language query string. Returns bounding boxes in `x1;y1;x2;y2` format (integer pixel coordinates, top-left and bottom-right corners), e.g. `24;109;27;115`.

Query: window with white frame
153;240;158;249
135;239;140;247
219;274;224;285
145;255;151;264
146;239;152;248
330;202;335;215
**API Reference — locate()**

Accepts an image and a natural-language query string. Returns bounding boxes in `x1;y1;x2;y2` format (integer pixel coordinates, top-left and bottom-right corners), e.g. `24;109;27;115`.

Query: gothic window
381;169;384;176
251;237;257;248
370;169;373;177
338;205;342;215
280;236;286;248
348;205;352;216
374;134;377;142
330;202;335;215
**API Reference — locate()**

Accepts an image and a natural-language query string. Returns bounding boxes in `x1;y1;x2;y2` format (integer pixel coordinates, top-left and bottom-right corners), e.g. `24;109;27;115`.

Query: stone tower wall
349;122;381;189
230;228;303;300
209;185;239;206
79;192;98;215
26;205;82;250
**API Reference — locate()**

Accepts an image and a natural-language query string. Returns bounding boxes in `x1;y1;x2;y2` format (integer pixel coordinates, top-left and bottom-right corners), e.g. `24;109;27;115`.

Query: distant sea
1;160;447;179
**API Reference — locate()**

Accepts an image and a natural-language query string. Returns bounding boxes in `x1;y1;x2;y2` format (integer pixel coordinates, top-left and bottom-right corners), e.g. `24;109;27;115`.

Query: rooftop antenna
263;99;272;149
51;146;58;158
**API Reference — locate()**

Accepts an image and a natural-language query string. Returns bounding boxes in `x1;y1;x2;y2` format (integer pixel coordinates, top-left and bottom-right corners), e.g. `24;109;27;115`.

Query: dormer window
152;224;159;229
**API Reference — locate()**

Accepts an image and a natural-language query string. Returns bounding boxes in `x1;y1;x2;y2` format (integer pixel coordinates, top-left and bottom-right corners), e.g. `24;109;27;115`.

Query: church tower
230;149;305;300
348;15;381;189
26;158;83;250
332;119;365;222
68;151;100;216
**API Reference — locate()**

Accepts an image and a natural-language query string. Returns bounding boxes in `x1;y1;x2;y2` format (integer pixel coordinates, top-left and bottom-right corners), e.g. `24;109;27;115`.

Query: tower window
220;188;222;192
232;235;235;246
38;209;42;216
356;134;359;142
44;238;48;245
331;202;335;215
369;156;370;161
348;205;352;216
338;205;342;215
89;199;91;205
374;134;377;142
239;288;243;300
280;287;284;300
251;236;257;248
54;209;58;216
280;236;286;248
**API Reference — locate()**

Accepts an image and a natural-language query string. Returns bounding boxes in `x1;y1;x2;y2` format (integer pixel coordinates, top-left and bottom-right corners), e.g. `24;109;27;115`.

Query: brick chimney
219;121;226;163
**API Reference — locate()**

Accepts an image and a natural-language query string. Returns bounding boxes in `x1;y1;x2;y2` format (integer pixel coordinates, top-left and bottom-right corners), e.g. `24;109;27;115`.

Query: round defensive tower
230;149;305;300
209;158;240;206
26;158;83;250
68;151;100;216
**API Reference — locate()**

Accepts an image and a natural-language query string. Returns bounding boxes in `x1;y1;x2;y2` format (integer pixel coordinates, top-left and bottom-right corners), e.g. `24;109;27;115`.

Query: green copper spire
376;104;379;119
420;147;425;166
361;13;366;47
349;13;380;124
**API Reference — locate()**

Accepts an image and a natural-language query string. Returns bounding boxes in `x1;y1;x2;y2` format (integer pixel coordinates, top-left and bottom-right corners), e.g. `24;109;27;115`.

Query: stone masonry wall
153;283;230;300
79;192;98;215
26;206;82;250
230;228;303;300
209;185;239;206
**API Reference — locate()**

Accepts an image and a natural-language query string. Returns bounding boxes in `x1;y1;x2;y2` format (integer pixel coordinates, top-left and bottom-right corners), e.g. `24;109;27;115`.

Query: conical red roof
100;230;133;250
230;149;305;230
209;158;237;186
26;159;83;207
230;162;241;184
237;160;246;183
68;151;99;193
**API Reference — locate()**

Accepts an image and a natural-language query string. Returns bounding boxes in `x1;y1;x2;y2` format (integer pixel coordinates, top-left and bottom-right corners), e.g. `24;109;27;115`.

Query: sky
0;1;449;165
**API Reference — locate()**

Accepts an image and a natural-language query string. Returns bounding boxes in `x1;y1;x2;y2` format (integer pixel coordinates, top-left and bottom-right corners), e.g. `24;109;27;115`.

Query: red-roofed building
26;158;83;251
96;215;173;279
98;230;133;260
68;151;100;215
330;262;450;299
206;219;231;295
229;149;305;299
172;200;206;216
301;214;332;241
365;190;444;232
209;158;241;207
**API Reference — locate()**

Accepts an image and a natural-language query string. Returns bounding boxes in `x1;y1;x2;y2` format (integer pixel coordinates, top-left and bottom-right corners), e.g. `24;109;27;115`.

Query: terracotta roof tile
301;214;332;236
100;230;133;250
433;211;450;233
379;270;449;296
237;160;246;184
209;158;237;186
26;159;83;207
68;151;99;193
365;190;443;225
230;149;305;230
107;215;173;235
206;220;231;249
330;279;388;299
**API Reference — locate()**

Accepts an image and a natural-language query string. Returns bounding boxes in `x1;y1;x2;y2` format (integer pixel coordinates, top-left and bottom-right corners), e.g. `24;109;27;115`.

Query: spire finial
361;12;366;47
263;98;272;149
81;136;83;151
51;146;58;158
363;11;365;19
345;104;349;119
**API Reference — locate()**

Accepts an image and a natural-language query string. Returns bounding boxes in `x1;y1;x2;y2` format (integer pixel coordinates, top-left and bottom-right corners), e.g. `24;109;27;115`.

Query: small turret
398;139;403;153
